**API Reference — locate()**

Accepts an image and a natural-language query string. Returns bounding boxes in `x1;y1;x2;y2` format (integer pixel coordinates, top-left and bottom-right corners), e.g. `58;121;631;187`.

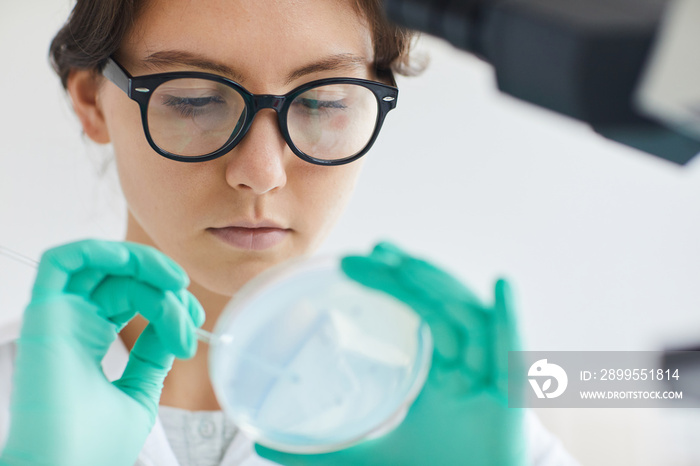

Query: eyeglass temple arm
102;57;132;95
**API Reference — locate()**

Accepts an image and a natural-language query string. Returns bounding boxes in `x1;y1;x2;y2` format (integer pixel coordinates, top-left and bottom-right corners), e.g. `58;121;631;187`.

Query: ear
66;70;111;144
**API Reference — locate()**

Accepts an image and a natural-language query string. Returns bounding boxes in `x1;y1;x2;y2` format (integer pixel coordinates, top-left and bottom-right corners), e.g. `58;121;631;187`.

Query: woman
0;0;578;465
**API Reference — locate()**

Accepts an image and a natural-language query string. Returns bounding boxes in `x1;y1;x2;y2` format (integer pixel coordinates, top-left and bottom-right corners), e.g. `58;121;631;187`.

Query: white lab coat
0;316;579;466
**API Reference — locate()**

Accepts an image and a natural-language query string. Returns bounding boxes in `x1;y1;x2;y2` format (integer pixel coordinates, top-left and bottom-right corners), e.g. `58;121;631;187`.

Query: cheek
109;106;159;204
103;89;196;240
293;160;364;246
332;115;349;131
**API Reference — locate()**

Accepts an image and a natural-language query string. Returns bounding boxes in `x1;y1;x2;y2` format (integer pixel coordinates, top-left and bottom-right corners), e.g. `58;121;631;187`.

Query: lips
208;221;290;251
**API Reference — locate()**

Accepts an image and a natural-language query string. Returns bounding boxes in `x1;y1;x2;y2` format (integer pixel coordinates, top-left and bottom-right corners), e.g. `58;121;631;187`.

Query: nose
224;108;288;195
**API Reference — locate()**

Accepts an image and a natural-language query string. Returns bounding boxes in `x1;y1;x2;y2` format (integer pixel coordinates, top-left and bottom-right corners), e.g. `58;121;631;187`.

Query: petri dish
208;255;433;453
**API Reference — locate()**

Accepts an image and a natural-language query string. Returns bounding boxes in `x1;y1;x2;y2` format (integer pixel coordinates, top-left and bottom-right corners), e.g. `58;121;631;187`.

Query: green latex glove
0;239;204;466
256;242;526;466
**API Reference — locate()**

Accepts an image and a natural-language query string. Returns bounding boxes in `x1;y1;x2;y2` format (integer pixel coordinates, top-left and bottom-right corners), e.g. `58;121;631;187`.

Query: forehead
122;0;374;87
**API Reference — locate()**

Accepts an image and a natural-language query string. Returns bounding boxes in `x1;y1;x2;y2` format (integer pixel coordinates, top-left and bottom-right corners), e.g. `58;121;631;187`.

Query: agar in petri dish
208;255;433;453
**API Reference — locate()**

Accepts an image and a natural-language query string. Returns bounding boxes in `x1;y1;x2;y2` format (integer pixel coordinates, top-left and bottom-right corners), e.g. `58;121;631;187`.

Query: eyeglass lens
146;78;379;161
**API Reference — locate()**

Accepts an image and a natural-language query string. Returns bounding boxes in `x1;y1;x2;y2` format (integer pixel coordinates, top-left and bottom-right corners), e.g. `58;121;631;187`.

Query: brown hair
49;0;418;88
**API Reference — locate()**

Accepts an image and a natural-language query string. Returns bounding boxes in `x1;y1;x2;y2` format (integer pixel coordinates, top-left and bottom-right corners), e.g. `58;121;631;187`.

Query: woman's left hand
256;242;526;466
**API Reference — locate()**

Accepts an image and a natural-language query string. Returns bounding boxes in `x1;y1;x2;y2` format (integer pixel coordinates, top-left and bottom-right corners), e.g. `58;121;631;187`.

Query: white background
3;2;700;464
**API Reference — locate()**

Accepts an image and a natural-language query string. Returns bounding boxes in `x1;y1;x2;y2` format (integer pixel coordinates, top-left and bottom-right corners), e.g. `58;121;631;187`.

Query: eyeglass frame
101;57;399;166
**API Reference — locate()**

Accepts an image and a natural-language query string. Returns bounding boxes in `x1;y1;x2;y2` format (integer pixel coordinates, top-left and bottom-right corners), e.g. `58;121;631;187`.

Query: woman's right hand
0;239;204;466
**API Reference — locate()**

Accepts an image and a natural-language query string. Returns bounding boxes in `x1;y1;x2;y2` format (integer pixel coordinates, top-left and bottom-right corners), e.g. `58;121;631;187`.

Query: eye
162;95;226;118
294;98;347;110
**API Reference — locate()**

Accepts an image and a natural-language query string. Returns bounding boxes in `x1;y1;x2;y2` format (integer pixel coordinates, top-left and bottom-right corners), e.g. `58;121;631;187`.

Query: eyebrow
141;50;368;85
283;54;367;84
143;51;244;81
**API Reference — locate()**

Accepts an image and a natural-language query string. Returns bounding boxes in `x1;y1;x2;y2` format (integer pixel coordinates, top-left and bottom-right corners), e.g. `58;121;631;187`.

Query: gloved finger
35;240;187;300
113;324;175;419
67;273;204;337
254;444;343;465
398;257;485;326
423;316;462;365
342;255;439;317
342;255;462;368
367;241;407;265
65;268;107;297
178;290;206;359
456;307;490;385
368;242;481;304
364;243;488;333
34;240;131;299
400;258;493;382
347;245;490;354
177;289;206;327
120;240;189;289
381;249;495;385
66;252;187;298
491;279;522;399
254;445;304;465
91;276;198;359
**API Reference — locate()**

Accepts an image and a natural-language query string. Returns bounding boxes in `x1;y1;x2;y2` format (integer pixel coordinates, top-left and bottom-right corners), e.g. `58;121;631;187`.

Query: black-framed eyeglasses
102;57;398;165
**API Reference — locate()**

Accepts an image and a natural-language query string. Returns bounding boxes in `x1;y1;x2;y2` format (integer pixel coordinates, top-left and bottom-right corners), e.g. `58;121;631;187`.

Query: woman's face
93;0;375;296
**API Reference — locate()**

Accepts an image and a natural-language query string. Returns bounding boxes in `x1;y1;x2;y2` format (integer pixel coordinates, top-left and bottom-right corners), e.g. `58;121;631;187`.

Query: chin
190;250;297;297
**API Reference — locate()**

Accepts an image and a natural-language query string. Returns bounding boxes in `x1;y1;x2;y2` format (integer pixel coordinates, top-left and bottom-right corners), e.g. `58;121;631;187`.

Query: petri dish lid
209;255;432;453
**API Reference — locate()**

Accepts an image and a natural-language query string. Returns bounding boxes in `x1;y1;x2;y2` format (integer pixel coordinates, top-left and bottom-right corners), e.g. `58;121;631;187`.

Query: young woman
0;1;578;465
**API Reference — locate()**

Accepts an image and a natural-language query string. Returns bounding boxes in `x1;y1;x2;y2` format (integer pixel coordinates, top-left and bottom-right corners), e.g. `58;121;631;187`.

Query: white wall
3;2;700;464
